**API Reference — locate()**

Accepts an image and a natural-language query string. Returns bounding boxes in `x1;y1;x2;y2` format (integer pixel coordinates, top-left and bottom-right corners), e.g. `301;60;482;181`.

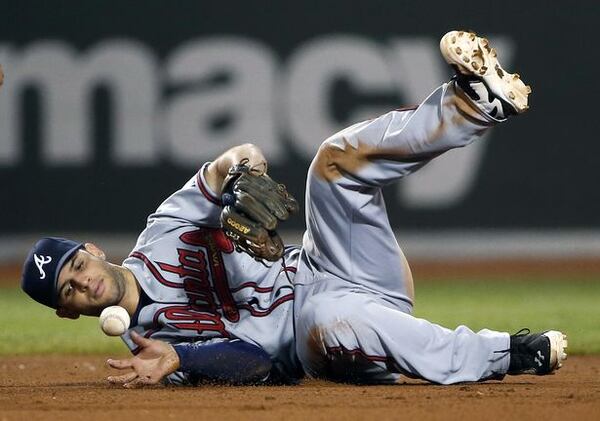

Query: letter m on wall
0;41;158;166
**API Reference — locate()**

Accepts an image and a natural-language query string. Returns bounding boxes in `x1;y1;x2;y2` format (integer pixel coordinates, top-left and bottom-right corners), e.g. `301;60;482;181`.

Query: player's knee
308;135;366;185
297;295;370;367
297;296;391;384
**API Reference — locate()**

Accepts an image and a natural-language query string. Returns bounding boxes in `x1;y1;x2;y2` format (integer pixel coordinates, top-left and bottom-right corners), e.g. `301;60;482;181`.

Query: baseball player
22;31;567;387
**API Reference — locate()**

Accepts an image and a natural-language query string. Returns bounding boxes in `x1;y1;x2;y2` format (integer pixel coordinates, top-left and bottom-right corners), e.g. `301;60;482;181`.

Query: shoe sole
543;330;568;372
439;30;531;113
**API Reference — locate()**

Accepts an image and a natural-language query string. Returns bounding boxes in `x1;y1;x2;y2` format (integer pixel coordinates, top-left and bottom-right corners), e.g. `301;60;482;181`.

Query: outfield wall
0;1;598;262
3;230;600;265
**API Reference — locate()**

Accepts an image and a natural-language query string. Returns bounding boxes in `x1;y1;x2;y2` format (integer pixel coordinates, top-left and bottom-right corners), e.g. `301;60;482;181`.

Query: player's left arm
204;143;268;195
107;331;271;387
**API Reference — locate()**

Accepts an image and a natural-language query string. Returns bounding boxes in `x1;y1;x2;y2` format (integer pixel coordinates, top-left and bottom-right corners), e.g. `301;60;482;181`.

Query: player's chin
95;285;120;308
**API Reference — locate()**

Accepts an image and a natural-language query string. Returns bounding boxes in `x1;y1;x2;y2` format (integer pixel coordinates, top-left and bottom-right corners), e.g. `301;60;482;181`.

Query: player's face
56;246;126;317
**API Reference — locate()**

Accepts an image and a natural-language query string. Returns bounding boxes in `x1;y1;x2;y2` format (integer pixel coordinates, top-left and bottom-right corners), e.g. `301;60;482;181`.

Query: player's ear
56;307;80;320
84;243;106;260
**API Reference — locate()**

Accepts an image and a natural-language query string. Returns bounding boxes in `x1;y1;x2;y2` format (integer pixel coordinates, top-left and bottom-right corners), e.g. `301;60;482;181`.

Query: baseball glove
220;160;298;261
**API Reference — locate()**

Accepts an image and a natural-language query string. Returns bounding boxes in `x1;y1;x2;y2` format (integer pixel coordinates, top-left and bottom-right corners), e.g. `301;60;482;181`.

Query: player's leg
298;30;531;307
295;291;566;384
294;31;566;384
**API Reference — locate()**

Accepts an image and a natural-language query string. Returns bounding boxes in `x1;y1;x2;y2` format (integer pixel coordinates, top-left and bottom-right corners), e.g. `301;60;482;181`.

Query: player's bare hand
106;331;180;388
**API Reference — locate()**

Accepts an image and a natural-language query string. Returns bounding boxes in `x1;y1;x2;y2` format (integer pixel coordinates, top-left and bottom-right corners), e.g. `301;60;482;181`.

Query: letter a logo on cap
34;254;52;279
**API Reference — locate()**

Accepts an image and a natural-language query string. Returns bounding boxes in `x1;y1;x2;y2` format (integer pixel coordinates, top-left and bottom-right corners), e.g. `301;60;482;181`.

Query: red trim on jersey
131;329;157;355
130;229;238;324
129;251;183;288
153;304;229;337
229;282;274;293
196;167;221;205
179;229;239;323
237;292;294;317
280;266;297;274
325;345;391;363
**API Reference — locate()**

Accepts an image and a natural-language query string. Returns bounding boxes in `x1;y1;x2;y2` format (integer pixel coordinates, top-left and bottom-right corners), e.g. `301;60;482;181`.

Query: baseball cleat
506;329;568;375
440;30;531;118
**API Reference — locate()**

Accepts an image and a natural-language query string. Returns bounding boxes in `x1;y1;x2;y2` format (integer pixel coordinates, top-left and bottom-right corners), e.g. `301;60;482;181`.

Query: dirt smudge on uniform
402;256;415;302
313;138;443;183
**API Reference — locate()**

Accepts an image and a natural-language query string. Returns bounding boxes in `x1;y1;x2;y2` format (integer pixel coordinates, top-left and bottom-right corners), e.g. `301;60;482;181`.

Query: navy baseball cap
21;237;83;309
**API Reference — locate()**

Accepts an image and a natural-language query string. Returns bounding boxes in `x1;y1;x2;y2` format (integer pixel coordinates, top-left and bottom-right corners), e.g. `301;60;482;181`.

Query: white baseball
99;306;130;336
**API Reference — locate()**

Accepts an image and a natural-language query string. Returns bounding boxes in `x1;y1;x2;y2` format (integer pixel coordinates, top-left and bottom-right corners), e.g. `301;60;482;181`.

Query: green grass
413;276;600;355
1;276;599;355
0;287;129;355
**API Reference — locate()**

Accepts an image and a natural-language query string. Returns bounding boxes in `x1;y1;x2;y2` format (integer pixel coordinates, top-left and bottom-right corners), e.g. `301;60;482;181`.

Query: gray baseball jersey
121;81;511;386
121;168;303;384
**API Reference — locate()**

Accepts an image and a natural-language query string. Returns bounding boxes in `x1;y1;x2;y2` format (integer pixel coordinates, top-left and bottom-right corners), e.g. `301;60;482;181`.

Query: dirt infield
1;356;599;421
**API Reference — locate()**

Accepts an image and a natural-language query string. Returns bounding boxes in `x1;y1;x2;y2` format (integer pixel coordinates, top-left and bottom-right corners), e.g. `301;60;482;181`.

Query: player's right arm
108;332;272;387
171;338;272;385
0;64;4;87
144;143;267;231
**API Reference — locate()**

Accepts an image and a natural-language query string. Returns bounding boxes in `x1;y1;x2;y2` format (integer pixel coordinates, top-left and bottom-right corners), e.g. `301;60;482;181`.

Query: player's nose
72;274;90;291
